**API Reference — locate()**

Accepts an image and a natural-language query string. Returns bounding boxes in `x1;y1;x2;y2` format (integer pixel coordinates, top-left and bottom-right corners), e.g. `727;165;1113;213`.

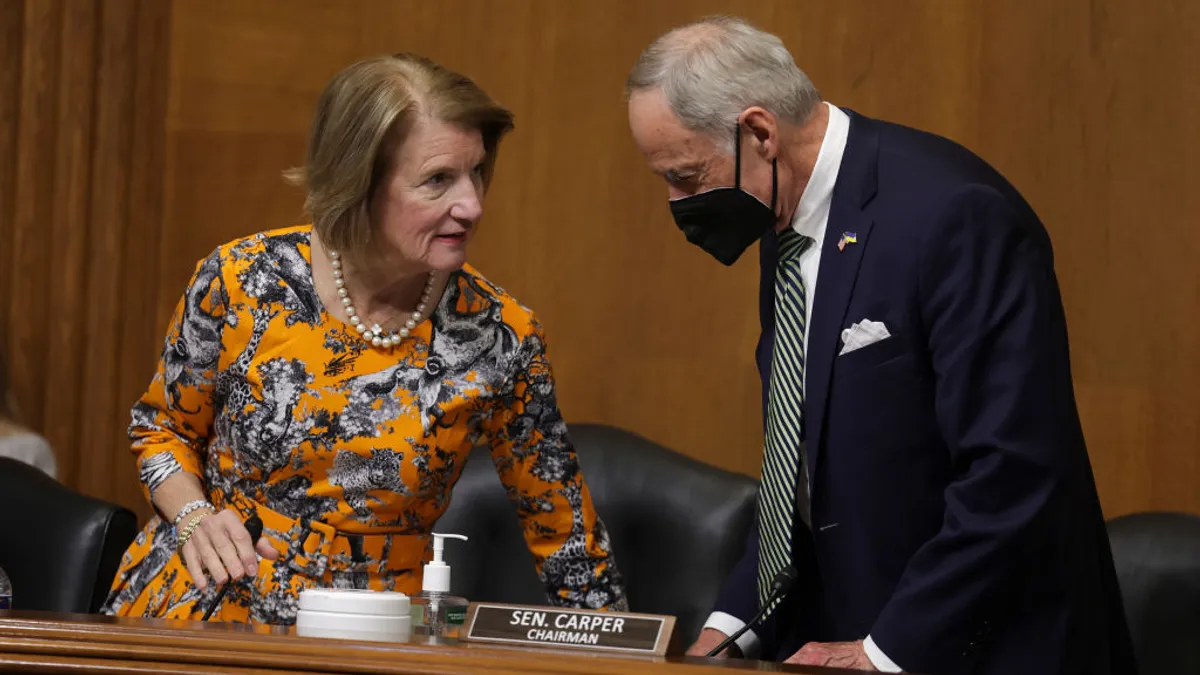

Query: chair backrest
0;457;138;612
1107;511;1200;675
435;423;758;644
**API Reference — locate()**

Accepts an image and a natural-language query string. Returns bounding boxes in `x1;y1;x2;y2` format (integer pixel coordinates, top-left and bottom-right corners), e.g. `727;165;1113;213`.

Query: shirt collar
788;102;850;246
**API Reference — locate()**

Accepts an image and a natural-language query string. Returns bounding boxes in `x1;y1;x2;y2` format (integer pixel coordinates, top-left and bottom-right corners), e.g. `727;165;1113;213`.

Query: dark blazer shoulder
843;109;1007;191
840;108;1047;250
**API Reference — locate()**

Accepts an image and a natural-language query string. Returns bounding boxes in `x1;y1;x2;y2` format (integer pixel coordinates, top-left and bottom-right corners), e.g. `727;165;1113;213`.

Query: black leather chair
1107;511;1200;675
0;457;138;613
435;423;758;645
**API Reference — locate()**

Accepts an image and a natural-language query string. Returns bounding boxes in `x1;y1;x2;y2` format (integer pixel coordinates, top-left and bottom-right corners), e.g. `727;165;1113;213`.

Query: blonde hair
284;53;515;258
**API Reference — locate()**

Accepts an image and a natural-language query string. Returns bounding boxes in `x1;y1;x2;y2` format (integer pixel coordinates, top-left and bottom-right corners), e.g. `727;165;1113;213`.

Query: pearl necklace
328;250;434;349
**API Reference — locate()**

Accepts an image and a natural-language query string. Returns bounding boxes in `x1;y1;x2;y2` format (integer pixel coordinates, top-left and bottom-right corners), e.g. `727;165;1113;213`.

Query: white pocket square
839;319;891;356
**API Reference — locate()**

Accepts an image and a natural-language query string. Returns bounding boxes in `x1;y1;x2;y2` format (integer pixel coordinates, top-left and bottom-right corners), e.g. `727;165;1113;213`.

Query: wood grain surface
0;611;867;675
0;0;1196;524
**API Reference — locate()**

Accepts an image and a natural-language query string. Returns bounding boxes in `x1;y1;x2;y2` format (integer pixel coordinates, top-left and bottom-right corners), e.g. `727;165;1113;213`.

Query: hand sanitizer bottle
412;533;469;644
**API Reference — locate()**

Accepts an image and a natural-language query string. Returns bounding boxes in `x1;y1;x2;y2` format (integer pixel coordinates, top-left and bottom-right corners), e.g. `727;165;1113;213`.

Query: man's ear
738;106;778;160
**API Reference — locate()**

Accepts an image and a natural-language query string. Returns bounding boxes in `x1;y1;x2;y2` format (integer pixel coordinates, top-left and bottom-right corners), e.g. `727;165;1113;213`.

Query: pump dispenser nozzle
423;533;468;593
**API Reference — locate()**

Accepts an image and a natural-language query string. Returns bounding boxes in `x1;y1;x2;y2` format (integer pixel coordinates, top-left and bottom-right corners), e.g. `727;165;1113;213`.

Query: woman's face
368;116;487;274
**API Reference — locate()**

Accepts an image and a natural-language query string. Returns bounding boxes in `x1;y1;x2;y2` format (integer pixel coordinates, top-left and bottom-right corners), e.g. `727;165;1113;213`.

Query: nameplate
462;602;674;655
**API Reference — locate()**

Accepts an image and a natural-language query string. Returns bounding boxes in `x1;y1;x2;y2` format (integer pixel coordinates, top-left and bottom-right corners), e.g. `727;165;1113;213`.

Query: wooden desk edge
0;611;871;675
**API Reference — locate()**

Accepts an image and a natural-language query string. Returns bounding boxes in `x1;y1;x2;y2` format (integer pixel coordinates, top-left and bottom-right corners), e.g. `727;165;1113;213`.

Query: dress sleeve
485;316;629;611
129;248;228;504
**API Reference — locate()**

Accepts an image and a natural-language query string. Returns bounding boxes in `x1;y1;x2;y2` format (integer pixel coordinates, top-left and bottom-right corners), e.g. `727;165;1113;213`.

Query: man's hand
687;628;742;659
785;640;876;670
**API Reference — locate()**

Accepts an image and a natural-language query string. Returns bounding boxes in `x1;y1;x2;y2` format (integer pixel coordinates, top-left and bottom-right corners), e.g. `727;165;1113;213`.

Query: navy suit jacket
712;110;1136;675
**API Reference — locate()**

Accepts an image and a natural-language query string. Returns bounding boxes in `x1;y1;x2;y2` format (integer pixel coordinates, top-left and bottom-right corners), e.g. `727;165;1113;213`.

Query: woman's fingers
202;512;246;581
180;540;208;591
190;527;232;585
180;509;274;586
255;538;280;560
224;517;260;576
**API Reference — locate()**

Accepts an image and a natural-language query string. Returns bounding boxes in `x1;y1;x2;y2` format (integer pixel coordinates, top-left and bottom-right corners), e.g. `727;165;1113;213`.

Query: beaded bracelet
173;499;215;527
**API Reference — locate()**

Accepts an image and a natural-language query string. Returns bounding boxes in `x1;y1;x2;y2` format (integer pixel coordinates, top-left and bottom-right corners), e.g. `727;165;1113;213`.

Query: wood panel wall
2;0;1197;522
0;0;170;520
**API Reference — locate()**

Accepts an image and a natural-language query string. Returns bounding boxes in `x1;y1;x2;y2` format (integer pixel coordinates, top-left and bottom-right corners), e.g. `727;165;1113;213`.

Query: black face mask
668;125;779;266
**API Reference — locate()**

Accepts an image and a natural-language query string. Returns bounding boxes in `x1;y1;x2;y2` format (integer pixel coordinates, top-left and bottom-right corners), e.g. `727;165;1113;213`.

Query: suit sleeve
710;511;789;657
711;317;782;651
869;185;1076;673
712;512;766;617
708;232;785;651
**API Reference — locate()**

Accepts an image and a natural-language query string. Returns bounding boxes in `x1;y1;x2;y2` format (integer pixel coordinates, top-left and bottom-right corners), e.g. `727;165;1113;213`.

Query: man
625;16;1136;675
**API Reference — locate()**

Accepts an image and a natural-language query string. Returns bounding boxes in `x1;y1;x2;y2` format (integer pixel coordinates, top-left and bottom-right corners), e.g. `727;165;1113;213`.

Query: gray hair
626;16;821;150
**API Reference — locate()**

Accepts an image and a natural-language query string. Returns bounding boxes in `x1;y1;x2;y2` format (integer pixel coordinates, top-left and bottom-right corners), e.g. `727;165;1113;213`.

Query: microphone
201;515;264;621
706;565;798;658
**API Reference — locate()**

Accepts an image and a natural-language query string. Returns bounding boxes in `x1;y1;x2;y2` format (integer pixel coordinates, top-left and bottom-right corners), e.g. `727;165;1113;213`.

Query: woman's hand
178;508;279;590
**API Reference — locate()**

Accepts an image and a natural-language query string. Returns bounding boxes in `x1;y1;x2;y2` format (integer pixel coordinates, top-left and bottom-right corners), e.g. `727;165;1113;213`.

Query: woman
103;53;627;623
0;347;57;479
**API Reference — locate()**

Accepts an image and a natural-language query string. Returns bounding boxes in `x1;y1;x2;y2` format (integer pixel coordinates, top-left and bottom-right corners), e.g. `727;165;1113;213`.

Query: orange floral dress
102;225;627;623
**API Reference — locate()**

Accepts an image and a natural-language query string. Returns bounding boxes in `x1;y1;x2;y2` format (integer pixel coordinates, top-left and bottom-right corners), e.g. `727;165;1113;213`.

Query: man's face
627;88;773;207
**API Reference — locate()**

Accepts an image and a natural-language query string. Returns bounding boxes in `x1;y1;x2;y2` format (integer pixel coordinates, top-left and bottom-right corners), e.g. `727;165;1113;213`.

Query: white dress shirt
702;102;902;673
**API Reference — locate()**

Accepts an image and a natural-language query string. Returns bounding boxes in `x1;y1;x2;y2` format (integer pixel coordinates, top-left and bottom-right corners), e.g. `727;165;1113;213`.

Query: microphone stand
707;565;797;658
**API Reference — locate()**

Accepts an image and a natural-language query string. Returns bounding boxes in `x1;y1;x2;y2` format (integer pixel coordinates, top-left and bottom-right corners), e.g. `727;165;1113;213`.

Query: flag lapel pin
837;231;858;252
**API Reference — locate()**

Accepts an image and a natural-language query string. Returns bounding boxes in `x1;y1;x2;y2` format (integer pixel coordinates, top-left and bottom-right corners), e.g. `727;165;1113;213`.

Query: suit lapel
803;111;879;492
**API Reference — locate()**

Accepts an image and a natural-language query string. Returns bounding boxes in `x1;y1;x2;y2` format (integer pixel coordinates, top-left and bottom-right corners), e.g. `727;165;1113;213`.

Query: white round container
295;589;412;643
